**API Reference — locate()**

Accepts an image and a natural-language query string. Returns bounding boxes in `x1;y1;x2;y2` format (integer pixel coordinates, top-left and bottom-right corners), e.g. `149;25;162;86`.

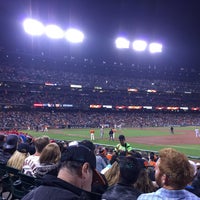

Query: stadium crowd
1;51;200;199
0;52;200;93
0;111;200;130
0;132;200;199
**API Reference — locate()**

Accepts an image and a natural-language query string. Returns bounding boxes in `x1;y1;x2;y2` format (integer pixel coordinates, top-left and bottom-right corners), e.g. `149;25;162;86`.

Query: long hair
39;143;61;164
104;161;120;186
7;150;29;170
134;168;157;193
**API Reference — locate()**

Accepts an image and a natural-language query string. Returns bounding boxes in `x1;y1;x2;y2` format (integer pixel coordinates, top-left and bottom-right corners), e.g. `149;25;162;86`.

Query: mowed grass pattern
24;126;200;158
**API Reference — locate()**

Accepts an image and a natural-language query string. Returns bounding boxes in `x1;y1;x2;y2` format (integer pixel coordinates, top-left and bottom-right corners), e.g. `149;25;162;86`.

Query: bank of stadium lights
23;18;84;43
115;37;162;53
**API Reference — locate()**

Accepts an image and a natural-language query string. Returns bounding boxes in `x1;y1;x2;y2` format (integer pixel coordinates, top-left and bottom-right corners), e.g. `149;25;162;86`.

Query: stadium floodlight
132;40;147;51
149;42;162;53
23;18;44;36
45;24;64;39
65;28;84;43
115;37;130;49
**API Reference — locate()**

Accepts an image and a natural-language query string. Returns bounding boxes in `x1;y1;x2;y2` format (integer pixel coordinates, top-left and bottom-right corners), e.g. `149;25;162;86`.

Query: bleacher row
0;163;39;200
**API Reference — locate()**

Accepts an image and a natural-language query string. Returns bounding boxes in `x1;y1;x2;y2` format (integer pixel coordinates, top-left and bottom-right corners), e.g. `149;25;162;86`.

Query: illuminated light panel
184;91;192;94
149;42;162;53
115;37;130;49
180;107;188;110
155;106;165;110
166;107;179;110
45;24;64;39
132;40;147;51
55;104;62;107
33;103;43;107
116;106;126;109
94;86;102;90
143;106;153;109
45;82;57;86
147;89;157;93
70;84;82;88
191;107;200;111
128;106;142;110
103;105;112;109
90;105;102;108
128;88;138;92
23;18;44;36
65;28;84;43
63;104;73;107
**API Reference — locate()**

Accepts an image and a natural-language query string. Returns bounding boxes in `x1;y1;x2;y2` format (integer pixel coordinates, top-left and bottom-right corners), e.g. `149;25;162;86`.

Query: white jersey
22;155;40;177
195;128;200;137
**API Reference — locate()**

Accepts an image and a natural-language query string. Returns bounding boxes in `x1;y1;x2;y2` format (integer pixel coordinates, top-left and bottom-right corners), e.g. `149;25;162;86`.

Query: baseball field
24;126;200;159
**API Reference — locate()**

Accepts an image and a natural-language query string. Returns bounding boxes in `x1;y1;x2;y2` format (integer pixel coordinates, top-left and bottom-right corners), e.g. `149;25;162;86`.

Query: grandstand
0;50;200;132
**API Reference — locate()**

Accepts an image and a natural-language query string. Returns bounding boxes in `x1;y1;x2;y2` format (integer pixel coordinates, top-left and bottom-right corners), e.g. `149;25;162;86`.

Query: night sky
0;0;200;66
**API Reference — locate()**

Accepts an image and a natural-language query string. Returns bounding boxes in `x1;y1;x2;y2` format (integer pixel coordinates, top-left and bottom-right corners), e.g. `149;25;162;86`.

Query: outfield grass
23;126;200;158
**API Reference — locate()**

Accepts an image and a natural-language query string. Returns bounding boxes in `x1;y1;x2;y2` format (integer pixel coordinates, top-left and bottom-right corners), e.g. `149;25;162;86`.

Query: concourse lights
45;25;64;39
23;18;44;36
115;37;130;49
149;43;162;53
65;28;84;43
132;40;147;51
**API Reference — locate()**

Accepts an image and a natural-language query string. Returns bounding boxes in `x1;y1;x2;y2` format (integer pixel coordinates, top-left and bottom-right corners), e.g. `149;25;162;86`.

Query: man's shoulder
22;185;81;200
27;175;101;200
138;188;200;200
137;191;162;200
103;183;140;199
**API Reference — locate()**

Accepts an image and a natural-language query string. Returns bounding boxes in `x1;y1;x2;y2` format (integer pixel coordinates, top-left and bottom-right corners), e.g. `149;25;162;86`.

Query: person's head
155;148;194;189
79;140;95;152
58;144;105;192
17;143;30;154
39;143;61;164
118;156;141;185
118;135;125;145
3;134;18;154
7;148;29;170
34;136;50;154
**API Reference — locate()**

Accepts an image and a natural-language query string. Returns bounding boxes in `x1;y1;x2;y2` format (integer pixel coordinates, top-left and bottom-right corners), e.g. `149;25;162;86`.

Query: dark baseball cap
17;143;30;153
62;145;106;185
3;134;18;150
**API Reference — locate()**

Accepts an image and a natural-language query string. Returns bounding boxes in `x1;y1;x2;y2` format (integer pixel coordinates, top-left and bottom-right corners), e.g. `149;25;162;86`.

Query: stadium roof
0;0;200;66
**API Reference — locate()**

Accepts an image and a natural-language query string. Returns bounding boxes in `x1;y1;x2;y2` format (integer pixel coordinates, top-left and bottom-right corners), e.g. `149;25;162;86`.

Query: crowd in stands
1;87;200;107
1;51;200;199
1;52;200;94
0;111;200;130
0;132;200;199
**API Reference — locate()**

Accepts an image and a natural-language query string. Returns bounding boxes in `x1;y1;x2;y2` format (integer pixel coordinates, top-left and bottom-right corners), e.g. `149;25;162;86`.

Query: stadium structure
0;50;200;130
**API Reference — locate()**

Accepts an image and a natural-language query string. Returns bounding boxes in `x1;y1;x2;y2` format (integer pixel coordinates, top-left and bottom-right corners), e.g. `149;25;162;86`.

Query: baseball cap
3;134;18;150
79;140;95;152
17;143;30;153
62;145;106;185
